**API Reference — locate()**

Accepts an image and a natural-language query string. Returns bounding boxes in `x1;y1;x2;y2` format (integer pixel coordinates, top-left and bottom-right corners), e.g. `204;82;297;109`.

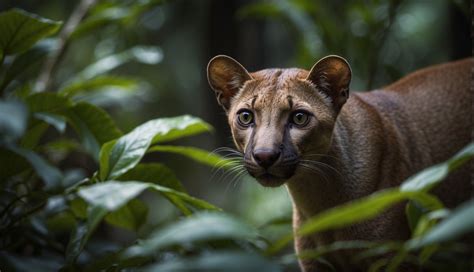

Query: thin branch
35;0;98;92
0;201;45;236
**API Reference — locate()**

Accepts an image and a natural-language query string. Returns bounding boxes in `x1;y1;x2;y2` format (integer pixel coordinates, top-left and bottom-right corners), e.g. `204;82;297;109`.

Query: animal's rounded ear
207;55;252;111
306;55;351;112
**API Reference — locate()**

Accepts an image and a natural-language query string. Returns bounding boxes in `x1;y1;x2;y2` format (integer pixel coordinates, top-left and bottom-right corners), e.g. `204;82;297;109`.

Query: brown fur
207;56;472;271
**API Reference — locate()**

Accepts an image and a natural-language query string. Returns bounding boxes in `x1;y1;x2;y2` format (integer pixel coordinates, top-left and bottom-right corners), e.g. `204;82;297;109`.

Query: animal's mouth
255;172;288;187
243;156;298;187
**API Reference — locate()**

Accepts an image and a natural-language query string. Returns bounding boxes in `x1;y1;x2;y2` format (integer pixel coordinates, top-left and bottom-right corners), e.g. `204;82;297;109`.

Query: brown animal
207;55;472;271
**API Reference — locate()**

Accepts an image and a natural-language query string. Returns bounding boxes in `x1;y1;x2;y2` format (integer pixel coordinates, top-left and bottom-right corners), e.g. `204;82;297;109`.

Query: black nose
252;148;281;168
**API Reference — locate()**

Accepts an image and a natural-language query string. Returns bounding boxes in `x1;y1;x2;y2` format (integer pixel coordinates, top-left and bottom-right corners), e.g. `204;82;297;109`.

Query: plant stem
34;0;98;92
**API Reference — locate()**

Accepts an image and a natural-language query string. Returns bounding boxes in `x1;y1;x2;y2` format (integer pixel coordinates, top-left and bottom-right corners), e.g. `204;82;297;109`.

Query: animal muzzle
252;148;281;169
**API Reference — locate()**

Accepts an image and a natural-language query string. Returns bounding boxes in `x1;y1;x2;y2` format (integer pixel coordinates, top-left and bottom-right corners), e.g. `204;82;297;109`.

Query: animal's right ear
306;55;351;112
207;55;252;111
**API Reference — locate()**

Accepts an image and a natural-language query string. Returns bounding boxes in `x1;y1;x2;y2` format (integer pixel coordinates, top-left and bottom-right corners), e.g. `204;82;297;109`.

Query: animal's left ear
306;55;351;112
207;55;253;112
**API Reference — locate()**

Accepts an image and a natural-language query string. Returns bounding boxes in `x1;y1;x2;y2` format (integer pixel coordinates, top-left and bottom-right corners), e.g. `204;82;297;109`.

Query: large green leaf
147;145;237;169
267;189;442;254
0;100;28;143
122;212;259;259
118;163;185;192
99;115;211;180
78;181;147;211
407;199;474;249
78;181;219;213
401;143;474;192
0;9;61;56
118;163;190;214
59;75;139;98
66;102;122;158
141;251;281;272
24;93;121;159
105;198;148;231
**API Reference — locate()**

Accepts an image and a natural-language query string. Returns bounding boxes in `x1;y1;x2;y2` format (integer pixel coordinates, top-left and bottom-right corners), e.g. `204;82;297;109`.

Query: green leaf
42;138;81;154
141;251;281;272
71;0;164;39
66;102;122;159
150;116;212;144
99;115;211;180
59;75;139;98
105;198;148;231
20;122;48;149
0;100;28;143
9;146;63;191
25;92;72;113
98;140;115;181
34;112;66;133
72;46;162;81
405;201;425;233
77;181;219;213
407;199;474;249
267;189;442;254
1;39;57;91
118;163;185;192
25;93;121;158
147;145;237;169
401;143;474;192
46;211;77;232
71;7;129;39
78;181;148;211
297;190;441;236
0;8;62;55
66;205;108;264
117;163;190;215
70;197;88;219
122;213;259;259
412;209;450;238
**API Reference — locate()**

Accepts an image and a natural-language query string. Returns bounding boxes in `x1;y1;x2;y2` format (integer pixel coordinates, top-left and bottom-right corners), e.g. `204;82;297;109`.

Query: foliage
0;3;473;272
238;0;469;90
0;5;228;271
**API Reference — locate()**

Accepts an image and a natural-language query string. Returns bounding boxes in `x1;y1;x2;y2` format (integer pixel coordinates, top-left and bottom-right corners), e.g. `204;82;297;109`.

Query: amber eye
237;110;254;126
291;111;309;126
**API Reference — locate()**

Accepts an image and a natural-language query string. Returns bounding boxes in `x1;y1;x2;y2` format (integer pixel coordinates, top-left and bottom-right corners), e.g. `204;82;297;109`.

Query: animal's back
353;58;472;205
324;58;473;271
383;58;472;163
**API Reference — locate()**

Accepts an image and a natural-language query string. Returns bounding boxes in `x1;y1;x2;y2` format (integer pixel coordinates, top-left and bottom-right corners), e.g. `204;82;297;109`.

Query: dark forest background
0;0;471;271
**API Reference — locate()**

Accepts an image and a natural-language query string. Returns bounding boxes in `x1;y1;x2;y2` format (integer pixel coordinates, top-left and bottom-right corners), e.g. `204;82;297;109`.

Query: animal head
207;55;351;187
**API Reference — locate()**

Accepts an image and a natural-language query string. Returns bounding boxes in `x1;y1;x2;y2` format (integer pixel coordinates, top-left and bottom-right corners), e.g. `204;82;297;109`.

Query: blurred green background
1;0;469;237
